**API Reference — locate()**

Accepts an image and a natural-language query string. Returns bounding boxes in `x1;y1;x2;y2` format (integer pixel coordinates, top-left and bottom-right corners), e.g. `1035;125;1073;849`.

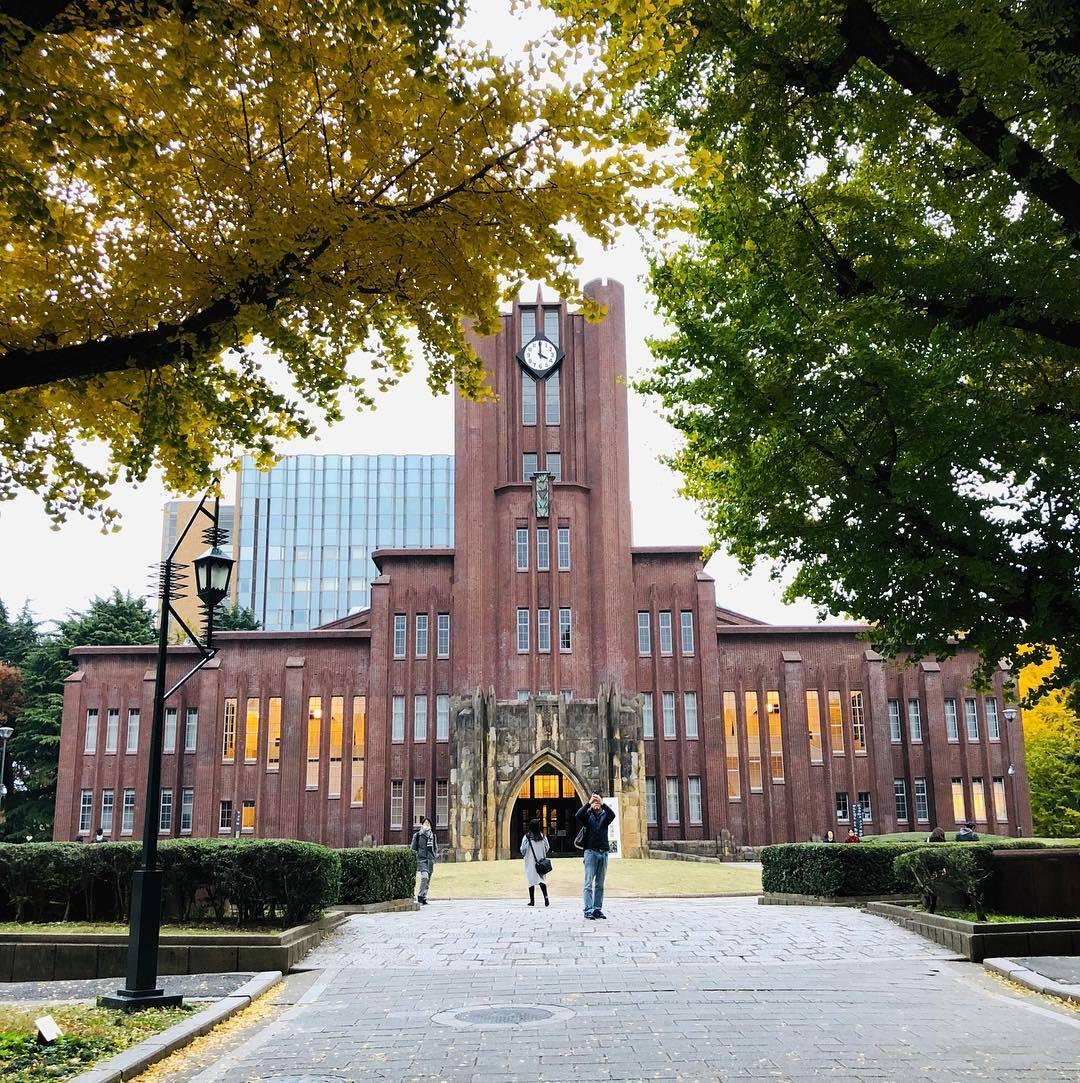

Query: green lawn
0;1003;190;1083
426;856;762;899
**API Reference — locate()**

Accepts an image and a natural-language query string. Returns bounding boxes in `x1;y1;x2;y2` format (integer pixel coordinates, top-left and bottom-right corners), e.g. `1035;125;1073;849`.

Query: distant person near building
956;823;980;842
927;827;946;843
576;793;615;920
411;816;438;904
520;818;551;907
845;829;859;844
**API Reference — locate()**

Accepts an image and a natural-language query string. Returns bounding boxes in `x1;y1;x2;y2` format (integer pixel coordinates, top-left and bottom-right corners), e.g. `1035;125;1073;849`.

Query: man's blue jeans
583;848;609;915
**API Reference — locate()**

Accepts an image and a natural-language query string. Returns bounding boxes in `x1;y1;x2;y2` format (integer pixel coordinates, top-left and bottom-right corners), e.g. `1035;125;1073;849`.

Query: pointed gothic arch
496;748;590;858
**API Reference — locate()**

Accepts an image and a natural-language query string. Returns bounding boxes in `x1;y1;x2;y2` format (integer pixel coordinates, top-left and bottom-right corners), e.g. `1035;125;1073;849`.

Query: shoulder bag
528;836;553;876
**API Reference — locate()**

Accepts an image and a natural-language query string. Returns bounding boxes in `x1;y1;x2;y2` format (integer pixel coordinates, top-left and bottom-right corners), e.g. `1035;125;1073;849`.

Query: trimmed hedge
762;838;1046;898
0;838;340;927
339;847;416;905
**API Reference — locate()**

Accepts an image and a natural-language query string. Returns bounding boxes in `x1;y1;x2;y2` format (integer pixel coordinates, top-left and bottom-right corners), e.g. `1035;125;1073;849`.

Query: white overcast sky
0;2;824;629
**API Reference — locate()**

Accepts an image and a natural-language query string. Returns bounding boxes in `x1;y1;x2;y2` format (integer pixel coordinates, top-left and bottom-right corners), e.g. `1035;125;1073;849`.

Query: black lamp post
0;724;13;811
1003;706;1020;836
101;493;233;1011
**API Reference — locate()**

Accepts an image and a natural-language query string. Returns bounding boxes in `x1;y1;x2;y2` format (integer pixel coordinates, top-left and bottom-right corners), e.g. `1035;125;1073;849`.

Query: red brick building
54;280;1032;855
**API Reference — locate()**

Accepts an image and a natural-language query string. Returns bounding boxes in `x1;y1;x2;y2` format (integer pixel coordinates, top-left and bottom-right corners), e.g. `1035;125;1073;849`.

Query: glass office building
235;454;454;631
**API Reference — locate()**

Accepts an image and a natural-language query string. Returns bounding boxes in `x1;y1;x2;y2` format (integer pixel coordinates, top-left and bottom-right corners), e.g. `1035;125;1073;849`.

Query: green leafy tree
0;600;38;667
573;0;1080;701
212;604;260;632
3;592;156;841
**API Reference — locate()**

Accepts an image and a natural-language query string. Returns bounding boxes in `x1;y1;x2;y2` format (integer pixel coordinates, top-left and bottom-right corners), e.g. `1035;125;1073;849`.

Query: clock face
521;337;559;375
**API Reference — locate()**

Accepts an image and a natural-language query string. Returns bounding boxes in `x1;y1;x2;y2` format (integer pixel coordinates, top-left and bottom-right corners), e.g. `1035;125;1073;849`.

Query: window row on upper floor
515;526;571;571
887;695;1006;744
522;451;560;482
393;612;451;660
637;610;694;657
516;607;573;653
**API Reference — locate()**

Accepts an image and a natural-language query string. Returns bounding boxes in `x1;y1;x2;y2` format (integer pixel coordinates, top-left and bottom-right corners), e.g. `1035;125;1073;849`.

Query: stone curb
985;957;1080;1004
70;970;282;1083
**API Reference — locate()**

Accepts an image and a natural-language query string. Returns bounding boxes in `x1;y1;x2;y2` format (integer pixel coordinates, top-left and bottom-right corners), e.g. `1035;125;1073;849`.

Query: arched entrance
497;751;590;859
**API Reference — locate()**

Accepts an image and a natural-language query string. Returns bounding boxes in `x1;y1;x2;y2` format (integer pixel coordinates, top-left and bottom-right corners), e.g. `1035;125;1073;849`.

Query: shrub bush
761;842;928;897
893;844;996;919
0;843;87;921
339;847;416;905
218;840;341;927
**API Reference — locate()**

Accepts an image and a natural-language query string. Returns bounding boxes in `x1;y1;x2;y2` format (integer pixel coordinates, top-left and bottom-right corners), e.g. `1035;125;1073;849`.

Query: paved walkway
187;898;1080;1082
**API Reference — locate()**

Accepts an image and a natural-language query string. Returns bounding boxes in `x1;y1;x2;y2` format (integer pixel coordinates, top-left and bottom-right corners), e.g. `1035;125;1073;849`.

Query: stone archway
496;749;591;859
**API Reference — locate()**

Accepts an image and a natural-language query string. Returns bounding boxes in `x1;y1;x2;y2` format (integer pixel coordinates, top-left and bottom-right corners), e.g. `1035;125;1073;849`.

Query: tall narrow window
328;696;344;797
84;708;99;754
850;691;866;752
413;694;428;742
945;698;959;741
965;698;979;741
415;614;428;658
543;305;560;345
522;370;537;425
545;369;560;425
746;691;763;791
645;777;657;824
536;528;550;571
971;777;987;822
522;453;538;481
101;789;114;834
105;708;119;753
306;697;321;789
986;698;1000;741
951;777;966;821
125;708;140;753
642;693;654;739
437;613;450;657
680;611;694;654
658;611;673;654
835;791;849;822
827;691;844;754
163;708;177;753
180;788;194;833
557;528;570;569
684;692;699;739
436;779;449;827
914;778;930;822
888;699;902;742
413;779;427;826
516;528;529;571
767;691;784;782
436;694;450;741
993;777;1008;823
559;607;572;651
894;779;909;823
637;611;651;655
244;697;259;762
665;777;680;823
537;608;551;653
520;305;536;343
267;697;281;770
393;614;407;658
184;708;198;752
391;695;405;742
662;692;676;738
390;780;404;829
219;800;232;832
79;790;93;834
121;789;136;834
517;608;530;652
857;791;873;822
908;698;923;743
724;692;741;799
351;696;366;805
159;789;173;833
546;452;561;481
806;691;823;764
688;777;703;824
241;799;255;830
222;698;237;762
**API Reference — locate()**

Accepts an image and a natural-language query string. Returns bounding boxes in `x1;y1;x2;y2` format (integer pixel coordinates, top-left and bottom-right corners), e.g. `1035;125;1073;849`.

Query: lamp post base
99;989;184;1011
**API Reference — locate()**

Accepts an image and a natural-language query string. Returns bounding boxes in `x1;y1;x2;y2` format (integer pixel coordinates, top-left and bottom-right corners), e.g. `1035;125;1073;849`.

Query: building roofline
716;623;872;636
716;605;769;626
69;629;372;656
371;547;455;572
630;546;705;558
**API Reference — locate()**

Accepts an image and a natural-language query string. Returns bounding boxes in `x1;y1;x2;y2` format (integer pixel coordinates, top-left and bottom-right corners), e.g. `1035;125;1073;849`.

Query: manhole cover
432;1002;574;1029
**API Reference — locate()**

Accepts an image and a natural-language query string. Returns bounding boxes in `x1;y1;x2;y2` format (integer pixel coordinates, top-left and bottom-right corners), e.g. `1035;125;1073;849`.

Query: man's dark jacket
575;803;616;852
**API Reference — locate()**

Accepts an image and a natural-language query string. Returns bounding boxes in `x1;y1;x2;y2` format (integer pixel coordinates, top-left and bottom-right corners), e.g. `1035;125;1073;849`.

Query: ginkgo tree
0;0;660;524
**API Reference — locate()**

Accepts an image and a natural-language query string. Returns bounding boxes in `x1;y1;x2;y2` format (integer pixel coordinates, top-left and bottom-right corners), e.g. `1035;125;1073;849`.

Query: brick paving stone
183;898;1080;1082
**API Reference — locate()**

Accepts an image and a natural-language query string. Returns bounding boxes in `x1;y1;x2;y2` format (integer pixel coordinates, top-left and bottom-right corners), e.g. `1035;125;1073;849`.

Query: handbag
528;836;553;876
574;827;586;851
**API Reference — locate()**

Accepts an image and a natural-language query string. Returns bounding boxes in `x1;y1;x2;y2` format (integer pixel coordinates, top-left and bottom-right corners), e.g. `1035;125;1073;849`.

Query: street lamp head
1007;763;1016;776
0;725;13;741
193;546;234;608
1003;707;1017;724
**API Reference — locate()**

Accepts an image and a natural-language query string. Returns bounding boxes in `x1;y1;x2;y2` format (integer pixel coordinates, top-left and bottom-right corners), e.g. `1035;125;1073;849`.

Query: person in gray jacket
410;816;438;905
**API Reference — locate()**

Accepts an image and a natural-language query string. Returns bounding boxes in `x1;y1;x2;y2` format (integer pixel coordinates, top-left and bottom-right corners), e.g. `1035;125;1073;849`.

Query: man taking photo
576;792;616;920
